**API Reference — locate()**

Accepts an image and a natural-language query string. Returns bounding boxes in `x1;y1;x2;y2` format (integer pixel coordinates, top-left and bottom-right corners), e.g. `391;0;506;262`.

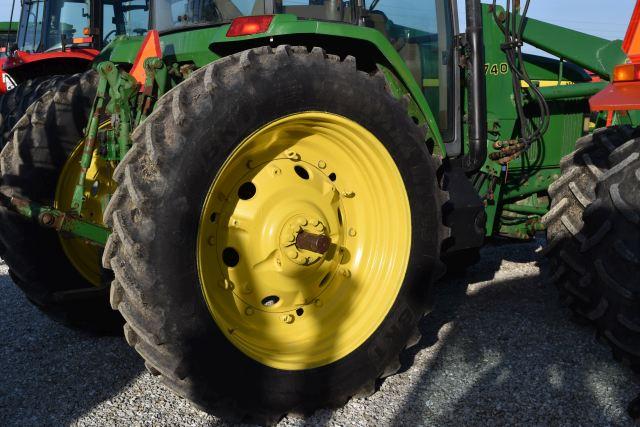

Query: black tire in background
0;70;122;334
0;75;69;148
103;45;448;422
543;125;640;370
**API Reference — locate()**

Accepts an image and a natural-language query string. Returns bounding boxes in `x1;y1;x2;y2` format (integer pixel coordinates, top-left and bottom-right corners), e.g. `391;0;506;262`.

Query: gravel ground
1;238;638;426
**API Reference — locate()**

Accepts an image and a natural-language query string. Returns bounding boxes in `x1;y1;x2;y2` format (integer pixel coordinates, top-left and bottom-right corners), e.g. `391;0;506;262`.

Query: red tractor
0;0;149;146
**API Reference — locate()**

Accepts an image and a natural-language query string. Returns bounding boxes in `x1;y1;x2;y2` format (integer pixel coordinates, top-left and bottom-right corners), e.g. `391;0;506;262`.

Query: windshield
103;0;150;44
17;0;149;52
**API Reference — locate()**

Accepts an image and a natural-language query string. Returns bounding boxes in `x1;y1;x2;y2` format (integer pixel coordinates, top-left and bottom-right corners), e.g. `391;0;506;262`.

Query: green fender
97;15;446;155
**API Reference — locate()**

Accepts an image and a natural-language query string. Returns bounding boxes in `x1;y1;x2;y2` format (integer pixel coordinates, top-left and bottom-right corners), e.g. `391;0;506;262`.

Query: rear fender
155;16;446;156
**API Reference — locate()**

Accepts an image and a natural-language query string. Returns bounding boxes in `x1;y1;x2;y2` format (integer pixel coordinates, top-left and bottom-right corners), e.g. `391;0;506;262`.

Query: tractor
0;0;150;146
0;0;637;422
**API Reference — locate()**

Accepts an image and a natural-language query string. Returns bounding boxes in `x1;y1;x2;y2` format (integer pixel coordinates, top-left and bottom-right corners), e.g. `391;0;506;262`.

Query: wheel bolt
342;190;355;198
245;307;254;316
207;236;215;246
282;314;295;324
314;299;323;307
286;150;300;160
348;228;357;237
219;279;233;290
317;160;327;169
341;268;351;278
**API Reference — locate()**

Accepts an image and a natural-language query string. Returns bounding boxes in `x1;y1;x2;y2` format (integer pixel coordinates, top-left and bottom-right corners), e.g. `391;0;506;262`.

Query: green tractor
0;0;637;422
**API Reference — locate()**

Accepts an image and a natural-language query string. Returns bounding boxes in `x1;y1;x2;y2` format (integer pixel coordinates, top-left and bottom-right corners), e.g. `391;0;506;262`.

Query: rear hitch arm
6;195;110;246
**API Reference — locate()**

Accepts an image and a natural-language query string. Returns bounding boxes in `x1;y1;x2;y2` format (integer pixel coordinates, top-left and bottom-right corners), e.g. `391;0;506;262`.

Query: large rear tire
543;125;640;370
0;70;122;334
103;46;447;421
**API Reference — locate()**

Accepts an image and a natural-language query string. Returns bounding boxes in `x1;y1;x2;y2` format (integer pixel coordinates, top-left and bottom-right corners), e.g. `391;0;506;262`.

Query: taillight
226;15;274;37
72;36;93;44
613;63;640;82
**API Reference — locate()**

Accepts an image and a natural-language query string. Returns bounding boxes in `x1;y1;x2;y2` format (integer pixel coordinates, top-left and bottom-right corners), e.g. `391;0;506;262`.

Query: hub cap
197;112;412;370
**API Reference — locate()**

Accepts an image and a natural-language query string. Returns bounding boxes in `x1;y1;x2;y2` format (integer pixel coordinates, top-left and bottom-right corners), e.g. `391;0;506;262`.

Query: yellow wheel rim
197;112;412;370
54;124;117;286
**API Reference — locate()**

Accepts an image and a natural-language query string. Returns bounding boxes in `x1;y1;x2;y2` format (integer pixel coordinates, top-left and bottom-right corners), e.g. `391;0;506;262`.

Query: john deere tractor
0;0;637;422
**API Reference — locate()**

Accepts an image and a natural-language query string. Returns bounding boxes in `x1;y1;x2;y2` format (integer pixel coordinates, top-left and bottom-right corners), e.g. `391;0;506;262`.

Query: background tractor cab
0;0;150;92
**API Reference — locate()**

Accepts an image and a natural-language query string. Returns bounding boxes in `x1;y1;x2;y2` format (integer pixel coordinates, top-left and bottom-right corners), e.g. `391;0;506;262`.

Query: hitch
6;195;109;245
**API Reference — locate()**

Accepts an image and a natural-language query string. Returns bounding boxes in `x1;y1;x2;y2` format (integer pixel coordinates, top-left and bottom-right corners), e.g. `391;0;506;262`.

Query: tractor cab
16;0;150;52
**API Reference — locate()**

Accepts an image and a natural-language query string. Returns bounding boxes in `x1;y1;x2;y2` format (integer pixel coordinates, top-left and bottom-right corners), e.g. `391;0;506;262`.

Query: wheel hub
281;216;330;265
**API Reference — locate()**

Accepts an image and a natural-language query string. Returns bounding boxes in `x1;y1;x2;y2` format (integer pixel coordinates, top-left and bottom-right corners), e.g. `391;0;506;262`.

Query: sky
0;0;634;42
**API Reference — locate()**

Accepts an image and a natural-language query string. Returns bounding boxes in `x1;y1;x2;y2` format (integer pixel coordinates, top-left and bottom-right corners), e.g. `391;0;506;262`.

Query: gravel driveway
1;238;638;426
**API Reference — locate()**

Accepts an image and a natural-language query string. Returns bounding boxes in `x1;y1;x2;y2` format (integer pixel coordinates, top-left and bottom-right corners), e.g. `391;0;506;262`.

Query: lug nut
286;150;300;160
282;314;295;324
219;279;233;290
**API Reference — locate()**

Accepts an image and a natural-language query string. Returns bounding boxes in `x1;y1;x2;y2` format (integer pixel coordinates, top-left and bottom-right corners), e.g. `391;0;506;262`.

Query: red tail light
226;15;274;37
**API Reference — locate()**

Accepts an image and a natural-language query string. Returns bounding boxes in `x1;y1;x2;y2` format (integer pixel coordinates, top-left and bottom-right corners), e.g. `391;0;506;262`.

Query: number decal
484;62;509;75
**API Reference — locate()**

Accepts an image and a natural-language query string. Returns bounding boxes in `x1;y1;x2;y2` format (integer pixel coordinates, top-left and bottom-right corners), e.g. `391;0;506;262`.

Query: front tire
103;45;446;421
543;125;640;370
